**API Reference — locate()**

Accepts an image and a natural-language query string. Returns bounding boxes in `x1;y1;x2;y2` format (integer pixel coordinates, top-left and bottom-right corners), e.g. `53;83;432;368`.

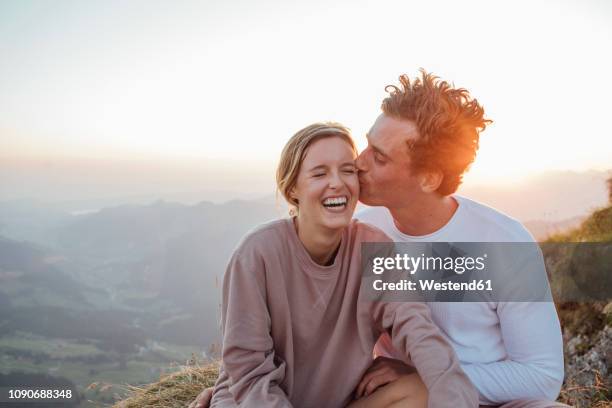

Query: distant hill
0;196;286;405
0;235;91;311
459;169;610;221
0;199;73;246
523;216;585;241
2;168;609;221
547;205;612;243
0;198;284;349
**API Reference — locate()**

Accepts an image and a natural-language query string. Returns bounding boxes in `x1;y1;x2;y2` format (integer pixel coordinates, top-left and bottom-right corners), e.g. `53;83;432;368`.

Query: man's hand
355;356;416;399
188;386;213;408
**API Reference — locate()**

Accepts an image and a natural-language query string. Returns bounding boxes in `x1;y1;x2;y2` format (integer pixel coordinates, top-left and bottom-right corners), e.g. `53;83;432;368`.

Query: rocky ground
558;302;612;407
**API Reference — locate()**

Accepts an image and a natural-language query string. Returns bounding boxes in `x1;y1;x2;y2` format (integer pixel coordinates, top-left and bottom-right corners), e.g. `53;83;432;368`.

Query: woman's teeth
323;196;348;208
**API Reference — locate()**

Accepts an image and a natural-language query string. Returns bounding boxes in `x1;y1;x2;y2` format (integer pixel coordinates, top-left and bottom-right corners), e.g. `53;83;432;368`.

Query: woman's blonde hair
276;122;356;214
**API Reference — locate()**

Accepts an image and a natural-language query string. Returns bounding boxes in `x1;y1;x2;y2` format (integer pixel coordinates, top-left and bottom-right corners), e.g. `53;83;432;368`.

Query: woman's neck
294;216;343;266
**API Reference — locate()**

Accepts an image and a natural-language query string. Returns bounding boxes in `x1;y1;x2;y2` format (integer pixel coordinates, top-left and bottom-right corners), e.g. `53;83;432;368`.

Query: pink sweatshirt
210;218;478;408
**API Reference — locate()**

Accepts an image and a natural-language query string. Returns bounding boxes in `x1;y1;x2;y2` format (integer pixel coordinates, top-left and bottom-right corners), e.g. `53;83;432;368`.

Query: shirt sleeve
371;301;479;408
460;241;564;405
217;242;293;407
461;301;564;405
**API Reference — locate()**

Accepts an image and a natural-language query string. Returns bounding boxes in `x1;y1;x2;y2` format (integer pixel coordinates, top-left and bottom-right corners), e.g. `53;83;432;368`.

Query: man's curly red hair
381;70;492;195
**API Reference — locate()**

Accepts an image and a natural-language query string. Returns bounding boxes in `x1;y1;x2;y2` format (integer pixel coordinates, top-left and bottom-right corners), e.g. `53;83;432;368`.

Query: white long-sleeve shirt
355;195;564;406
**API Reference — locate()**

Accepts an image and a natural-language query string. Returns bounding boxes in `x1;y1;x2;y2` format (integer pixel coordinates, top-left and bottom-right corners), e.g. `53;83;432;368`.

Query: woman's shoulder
349;218;393;243
233;218;291;255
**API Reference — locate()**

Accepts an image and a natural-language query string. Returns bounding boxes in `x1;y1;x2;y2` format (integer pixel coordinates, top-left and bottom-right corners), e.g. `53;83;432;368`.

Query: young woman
200;123;477;408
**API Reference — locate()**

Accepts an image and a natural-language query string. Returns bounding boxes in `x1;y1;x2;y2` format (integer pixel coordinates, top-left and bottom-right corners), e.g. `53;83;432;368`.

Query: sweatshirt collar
285;217;348;277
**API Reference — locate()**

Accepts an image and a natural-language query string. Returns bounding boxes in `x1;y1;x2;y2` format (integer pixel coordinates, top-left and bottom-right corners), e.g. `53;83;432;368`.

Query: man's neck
389;195;458;237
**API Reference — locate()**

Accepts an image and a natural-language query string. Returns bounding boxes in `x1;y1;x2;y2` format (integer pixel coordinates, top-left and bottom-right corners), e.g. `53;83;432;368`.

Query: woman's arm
371;301;479;408
216;243;292;407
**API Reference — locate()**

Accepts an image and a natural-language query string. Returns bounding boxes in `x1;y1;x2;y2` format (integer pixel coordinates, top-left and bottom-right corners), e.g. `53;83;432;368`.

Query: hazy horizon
1;155;609;223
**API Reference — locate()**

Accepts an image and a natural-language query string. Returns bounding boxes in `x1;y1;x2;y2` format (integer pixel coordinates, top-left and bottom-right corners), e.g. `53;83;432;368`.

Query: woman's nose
328;172;342;189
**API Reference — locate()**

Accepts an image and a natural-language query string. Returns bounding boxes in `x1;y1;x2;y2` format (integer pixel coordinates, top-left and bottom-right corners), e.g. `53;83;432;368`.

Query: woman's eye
343;168;356;174
312;173;325;178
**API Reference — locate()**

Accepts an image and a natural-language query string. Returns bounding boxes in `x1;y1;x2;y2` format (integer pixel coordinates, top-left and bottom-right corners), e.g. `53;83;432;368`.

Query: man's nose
355;151;367;171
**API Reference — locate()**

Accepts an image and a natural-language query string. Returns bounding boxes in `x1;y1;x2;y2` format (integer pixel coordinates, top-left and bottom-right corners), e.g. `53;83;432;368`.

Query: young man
353;70;566;407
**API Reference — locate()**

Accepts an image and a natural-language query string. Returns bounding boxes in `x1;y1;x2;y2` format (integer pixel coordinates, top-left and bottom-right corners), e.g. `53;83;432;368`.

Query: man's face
356;114;423;208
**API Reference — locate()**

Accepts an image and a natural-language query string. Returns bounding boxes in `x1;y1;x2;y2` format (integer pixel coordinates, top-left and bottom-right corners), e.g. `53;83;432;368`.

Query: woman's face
291;136;359;231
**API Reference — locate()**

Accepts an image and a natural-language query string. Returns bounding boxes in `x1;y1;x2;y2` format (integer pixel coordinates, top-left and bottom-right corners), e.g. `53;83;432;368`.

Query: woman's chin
320;211;354;230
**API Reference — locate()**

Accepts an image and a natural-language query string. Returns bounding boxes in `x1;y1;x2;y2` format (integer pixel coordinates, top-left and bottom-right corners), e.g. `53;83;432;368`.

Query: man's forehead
369;115;419;152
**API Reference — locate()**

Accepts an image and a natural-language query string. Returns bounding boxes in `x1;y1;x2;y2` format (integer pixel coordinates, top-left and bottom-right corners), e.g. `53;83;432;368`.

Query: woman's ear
289;185;299;201
419;170;443;193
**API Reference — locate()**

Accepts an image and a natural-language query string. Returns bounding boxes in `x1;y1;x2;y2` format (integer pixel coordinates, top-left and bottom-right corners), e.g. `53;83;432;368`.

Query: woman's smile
322;195;349;213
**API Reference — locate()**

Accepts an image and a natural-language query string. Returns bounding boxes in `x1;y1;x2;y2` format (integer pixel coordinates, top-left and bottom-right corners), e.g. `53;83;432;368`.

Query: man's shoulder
354;205;391;224
455;195;535;242
350;218;392;243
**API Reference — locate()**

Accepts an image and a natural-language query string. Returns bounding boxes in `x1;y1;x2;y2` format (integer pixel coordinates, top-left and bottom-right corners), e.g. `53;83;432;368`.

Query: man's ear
419;170;443;193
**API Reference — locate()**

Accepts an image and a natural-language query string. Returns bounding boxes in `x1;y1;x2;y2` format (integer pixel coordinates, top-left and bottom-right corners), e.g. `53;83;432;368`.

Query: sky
0;0;611;201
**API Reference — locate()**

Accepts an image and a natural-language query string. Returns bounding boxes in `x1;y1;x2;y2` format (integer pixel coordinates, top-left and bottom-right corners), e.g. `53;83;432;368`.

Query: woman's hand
188;387;213;408
355;356;416;398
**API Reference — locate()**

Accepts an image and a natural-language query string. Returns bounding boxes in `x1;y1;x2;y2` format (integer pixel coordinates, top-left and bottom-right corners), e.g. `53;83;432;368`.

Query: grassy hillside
547;206;612;243
544;203;611;407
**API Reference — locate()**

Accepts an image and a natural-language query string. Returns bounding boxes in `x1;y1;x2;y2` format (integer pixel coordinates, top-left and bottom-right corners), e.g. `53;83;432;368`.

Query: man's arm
461;301;564;405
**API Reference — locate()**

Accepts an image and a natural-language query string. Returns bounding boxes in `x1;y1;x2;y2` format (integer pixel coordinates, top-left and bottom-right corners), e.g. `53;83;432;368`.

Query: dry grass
111;357;219;408
110;358;610;408
558;370;612;407
97;351;611;406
